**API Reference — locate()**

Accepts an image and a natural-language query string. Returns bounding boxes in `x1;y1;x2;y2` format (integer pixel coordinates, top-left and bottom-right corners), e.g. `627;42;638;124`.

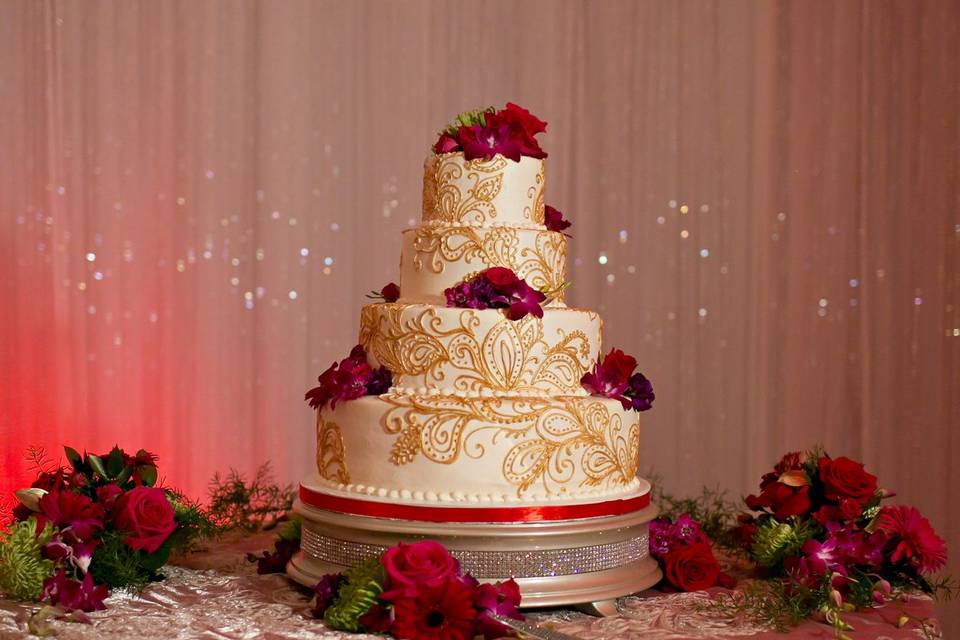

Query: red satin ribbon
299;485;651;523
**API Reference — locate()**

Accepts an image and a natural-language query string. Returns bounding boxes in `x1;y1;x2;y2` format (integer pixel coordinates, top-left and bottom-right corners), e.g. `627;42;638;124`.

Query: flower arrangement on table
0;445;215;616
253;533;522;640
647;448;953;637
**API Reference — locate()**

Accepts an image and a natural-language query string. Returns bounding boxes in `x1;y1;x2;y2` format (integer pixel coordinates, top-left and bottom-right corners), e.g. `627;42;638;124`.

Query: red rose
818;456;878;505
483;267;520;289
112;486;176;553
381;541;461;600
601;348;638;383
662;542;721;592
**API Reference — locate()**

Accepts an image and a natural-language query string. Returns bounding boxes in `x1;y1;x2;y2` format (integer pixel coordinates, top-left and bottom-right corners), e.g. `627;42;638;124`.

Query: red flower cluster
744;452;878;522
313;540;524;640
649;515;734;592
433;103;548;162
740;449;948;615
8;445;182;613
580;348;655;412
444;267;547;321
381;542;522;640
305;345;393;411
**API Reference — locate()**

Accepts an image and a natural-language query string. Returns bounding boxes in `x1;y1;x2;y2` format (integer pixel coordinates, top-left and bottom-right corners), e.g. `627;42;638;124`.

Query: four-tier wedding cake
290;104;660;609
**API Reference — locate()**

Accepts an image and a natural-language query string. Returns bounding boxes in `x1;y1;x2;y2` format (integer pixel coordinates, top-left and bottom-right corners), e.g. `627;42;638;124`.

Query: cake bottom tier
289;494;661;609
315;393;646;506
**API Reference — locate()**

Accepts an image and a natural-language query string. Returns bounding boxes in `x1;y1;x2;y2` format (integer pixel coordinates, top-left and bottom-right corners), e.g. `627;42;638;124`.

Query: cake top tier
422;103;549;226
421;153;545;226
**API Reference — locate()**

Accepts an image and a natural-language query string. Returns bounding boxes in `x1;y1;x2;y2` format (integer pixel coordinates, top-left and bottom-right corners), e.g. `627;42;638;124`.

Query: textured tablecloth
0;532;941;639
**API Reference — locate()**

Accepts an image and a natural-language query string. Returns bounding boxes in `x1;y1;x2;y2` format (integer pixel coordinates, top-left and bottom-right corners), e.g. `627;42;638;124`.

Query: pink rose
112;486;176;553
380;541;461;600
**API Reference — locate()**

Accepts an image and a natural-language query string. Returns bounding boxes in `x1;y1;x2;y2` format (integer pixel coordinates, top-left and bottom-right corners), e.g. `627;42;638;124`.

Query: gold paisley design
410;226;567;297
422;155;508;224
316;416;350;484
359;306;592;395
380;395;640;496
524;162;546;223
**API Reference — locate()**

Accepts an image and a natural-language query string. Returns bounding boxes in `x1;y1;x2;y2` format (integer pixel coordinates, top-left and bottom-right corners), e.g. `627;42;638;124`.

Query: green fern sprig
323;555;386;632
0;517;55;601
442;107;495;136
751;518;817;569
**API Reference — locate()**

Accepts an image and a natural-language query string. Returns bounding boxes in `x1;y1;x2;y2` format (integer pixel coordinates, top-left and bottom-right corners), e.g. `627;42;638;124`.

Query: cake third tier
360;303;601;397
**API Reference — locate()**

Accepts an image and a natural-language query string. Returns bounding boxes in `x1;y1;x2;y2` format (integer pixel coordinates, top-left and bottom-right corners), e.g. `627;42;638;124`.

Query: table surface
0;532;941;639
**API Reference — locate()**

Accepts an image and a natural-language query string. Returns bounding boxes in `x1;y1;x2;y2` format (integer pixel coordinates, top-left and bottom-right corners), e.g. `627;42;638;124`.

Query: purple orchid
366;366;393;395
648;518;675;557
311;573;346;618
305;345;389;411
672;514;702;545
624;372;655;412
247;537;301;575
41;570;108;613
471;577;524;640
459;123;525;162
444;267;548;321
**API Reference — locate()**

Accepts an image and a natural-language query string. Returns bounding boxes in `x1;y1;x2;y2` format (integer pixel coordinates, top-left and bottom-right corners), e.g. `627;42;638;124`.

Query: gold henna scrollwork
380;395;640;497
359;307;592;395
316;415;350;484
422;155;508;224
410;226;567;298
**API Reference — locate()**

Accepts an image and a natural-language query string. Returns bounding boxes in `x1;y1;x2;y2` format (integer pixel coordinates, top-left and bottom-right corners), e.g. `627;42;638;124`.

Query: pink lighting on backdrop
0;1;957;629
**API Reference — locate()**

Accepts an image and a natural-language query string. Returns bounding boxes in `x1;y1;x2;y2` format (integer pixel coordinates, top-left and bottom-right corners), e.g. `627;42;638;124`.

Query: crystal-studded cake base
288;486;661;610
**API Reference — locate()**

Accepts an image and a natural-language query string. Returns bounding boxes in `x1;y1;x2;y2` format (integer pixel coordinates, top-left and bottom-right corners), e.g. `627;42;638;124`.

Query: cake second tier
360;303;602;397
399;223;567;305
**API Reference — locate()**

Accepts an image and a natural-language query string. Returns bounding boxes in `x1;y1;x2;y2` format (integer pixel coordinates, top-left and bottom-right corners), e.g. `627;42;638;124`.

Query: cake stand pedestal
287;489;660;613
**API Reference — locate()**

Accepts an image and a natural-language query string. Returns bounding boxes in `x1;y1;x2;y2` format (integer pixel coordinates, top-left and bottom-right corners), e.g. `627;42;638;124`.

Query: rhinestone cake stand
287;480;661;614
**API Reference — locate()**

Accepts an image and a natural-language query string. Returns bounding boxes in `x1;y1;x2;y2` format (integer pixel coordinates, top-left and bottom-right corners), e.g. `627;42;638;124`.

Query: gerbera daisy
876;505;948;574
390;577;477;640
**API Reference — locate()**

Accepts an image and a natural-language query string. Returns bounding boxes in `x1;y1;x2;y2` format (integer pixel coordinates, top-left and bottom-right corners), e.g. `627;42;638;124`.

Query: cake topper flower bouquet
0;445;215;616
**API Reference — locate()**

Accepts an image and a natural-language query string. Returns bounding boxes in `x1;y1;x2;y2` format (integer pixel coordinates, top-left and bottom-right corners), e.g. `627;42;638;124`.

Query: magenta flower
648;518;674;557
581;348;654;413
305;345;391;410
472;577;524;640
41;570;108;613
459;122;525;162
505;284;546;320
581;348;636;399
672;514;702;545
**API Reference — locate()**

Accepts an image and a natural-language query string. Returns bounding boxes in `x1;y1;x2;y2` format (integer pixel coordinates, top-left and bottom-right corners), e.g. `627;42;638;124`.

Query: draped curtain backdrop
1;0;957;629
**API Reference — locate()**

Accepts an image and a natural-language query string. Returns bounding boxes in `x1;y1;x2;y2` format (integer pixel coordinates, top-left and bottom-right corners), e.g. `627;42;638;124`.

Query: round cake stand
288;498;661;614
